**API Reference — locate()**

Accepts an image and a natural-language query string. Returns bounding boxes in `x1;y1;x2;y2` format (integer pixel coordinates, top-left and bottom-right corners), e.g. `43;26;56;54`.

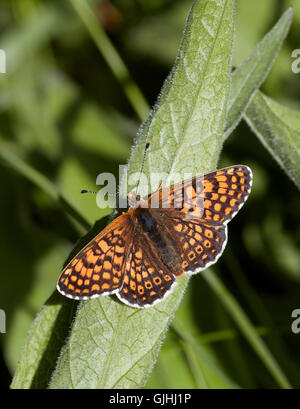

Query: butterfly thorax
127;191;142;208
131;207;184;277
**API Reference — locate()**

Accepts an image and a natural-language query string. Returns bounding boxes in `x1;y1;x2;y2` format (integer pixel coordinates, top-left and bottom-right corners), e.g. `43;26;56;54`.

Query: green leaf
71;103;130;161
233;0;275;66
7;59;62;160
11;0;234;389
225;8;292;138
0;5;62;73
10;293;77;389
244;90;300;190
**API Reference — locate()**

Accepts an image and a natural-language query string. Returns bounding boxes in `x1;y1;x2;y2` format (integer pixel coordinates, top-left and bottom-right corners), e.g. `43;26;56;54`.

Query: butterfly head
127;191;141;208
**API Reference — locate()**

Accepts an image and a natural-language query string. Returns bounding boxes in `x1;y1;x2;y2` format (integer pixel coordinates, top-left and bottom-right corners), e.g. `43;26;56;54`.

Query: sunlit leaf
225;8;292;138
244;90;300;190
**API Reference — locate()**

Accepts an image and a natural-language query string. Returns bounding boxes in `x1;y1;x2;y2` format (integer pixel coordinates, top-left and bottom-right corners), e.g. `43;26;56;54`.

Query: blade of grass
181;340;209;388
225;8;292;139
198;326;268;344
201;268;292;389
172;319;239;388
0;4;62;74
0;141;90;232
69;0;149;121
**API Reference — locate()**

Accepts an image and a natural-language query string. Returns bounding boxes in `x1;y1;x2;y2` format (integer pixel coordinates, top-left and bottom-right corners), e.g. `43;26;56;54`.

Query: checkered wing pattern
57;215;133;299
147;165;252;222
167;216;227;274
117;239;176;307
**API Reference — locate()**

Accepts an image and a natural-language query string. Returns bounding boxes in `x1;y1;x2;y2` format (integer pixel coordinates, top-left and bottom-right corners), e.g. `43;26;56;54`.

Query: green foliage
245;91;300;190
1;0;299;389
226;8;292;138
12;0;235;389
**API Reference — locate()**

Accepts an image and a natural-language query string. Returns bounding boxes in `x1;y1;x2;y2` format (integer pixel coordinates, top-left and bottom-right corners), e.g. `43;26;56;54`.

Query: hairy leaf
225;8;292;138
244;90;300;190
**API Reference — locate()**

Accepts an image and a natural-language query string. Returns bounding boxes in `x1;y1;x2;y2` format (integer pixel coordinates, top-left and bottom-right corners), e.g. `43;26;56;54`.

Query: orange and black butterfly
57;165;252;308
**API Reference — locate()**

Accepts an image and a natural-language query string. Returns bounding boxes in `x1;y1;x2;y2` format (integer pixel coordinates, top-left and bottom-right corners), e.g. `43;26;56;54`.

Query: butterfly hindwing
117;238;176;307
167;215;227;274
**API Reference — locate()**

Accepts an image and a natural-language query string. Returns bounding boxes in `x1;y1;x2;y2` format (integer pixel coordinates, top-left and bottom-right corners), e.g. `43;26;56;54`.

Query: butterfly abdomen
134;208;182;275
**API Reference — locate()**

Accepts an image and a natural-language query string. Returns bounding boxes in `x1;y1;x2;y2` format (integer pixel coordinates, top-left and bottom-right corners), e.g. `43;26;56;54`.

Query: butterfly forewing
57;215;134;299
147;165;252;221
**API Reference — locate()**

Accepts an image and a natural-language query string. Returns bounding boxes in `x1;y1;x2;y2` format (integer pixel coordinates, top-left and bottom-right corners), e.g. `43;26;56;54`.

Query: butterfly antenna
80;189;97;194
135;140;150;198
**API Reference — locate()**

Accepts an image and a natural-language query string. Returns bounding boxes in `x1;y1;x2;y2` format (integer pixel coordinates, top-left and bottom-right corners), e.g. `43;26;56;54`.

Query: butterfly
57;165;252;308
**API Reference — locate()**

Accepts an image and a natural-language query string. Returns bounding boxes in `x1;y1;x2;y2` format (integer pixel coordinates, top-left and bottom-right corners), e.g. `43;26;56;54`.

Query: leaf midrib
166;0;229;182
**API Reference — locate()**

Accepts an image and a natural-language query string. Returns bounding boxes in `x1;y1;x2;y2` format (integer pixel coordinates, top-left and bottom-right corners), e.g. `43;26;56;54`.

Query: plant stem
0;143;90;232
69;0;150;121
202;268;292;389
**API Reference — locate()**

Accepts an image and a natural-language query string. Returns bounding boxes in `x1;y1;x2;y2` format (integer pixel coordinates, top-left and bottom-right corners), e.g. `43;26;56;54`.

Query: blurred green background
1;0;300;388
